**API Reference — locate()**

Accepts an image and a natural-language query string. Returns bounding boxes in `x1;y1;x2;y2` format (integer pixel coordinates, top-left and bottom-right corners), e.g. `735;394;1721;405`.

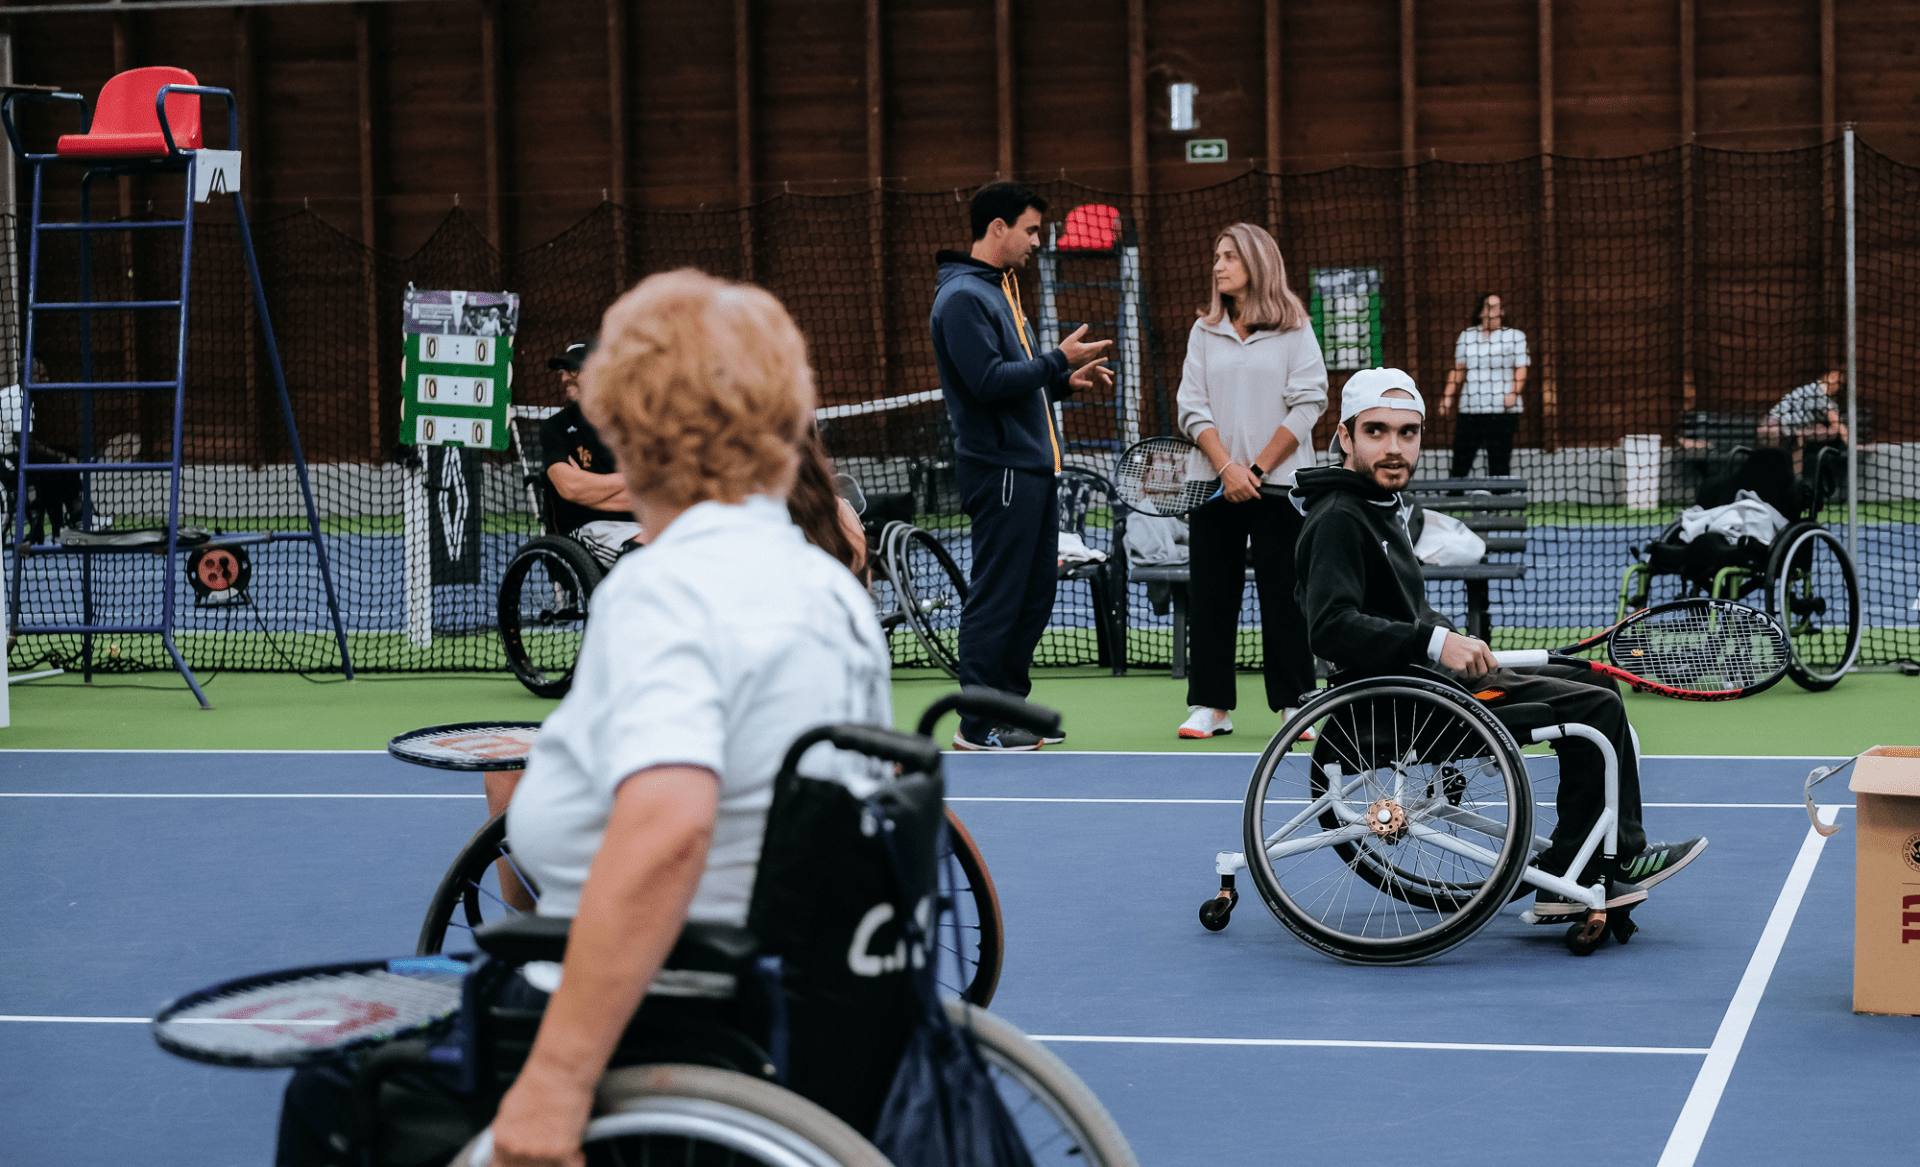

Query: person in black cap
539;336;645;561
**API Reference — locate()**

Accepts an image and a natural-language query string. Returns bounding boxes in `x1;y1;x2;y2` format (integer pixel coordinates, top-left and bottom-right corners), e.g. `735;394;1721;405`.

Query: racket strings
1114;438;1215;516
157;968;462;1063
391;723;541;766
1613;605;1786;691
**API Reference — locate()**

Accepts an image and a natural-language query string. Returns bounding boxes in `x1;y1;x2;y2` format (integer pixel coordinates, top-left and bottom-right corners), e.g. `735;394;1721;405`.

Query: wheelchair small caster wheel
1565;911;1608;956
1198;890;1237;932
1609;909;1638;945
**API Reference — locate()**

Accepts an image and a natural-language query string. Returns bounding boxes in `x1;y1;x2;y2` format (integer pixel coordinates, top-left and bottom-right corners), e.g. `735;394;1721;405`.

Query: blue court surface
3;748;1914;1166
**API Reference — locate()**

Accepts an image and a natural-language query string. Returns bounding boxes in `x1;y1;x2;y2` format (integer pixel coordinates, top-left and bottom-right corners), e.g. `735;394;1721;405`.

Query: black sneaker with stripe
1613;837;1708;889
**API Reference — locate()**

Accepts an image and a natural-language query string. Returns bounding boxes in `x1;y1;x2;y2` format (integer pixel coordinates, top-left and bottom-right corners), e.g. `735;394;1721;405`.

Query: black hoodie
1291;467;1455;669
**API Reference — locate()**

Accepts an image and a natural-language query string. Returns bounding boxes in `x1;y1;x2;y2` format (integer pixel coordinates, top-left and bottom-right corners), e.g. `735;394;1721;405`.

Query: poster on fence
400;288;519;647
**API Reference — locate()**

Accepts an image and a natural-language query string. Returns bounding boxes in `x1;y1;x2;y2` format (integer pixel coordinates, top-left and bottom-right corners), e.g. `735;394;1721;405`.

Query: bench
1120;476;1529;679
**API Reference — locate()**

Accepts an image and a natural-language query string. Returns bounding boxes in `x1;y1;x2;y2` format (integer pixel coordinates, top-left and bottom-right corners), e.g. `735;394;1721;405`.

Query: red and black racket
387;721;542;771
1494;598;1789;702
152;955;468;1068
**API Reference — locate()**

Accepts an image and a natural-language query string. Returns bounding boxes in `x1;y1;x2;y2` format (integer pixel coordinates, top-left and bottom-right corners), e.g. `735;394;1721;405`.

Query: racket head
1606;598;1790;697
152;955;469;1068
1112;435;1216;517
387;721;543;771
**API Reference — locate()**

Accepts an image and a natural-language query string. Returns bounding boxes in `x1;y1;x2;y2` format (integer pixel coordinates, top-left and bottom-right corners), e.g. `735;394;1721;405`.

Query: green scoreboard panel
400;331;513;450
1308;267;1384;373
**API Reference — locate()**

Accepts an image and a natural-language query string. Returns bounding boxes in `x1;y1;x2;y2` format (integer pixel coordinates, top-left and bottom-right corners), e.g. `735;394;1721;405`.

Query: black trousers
1186;492;1315;712
1451;412;1519;478
955;462;1059;739
1478;663;1647;878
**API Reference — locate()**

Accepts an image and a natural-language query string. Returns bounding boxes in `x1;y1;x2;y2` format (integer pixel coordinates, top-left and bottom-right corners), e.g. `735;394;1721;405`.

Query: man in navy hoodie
931;183;1114;750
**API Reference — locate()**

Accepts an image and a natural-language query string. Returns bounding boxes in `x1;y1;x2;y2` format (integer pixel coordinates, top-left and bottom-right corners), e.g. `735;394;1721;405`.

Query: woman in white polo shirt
274;270;893;1167
1440;293;1529;478
1173;223;1329;740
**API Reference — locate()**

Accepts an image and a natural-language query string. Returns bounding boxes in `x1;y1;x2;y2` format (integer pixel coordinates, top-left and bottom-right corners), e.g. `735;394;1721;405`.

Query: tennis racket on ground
152;955;468;1068
1493;598;1789;701
388;721;542;771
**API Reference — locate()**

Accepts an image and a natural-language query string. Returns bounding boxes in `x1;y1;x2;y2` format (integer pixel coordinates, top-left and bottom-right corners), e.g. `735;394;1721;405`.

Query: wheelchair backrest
507;405;564;533
1698;446;1807;521
746;752;944;1136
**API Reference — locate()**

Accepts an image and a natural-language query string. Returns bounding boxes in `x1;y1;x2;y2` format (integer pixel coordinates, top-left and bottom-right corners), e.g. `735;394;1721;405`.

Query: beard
1355;454;1413;490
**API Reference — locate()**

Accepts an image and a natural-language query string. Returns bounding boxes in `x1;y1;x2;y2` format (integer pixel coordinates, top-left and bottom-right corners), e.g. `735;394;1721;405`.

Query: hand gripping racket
1492;598;1790;702
152;955;468;1068
388;721;543;771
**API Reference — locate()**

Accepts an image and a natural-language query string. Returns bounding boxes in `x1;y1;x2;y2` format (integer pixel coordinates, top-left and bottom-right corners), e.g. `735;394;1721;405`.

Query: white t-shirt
1452;327;1529;414
508;495;894;924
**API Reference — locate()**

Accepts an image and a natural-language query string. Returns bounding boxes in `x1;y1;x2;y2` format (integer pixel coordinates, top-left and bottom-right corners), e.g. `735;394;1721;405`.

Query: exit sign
1185;138;1228;163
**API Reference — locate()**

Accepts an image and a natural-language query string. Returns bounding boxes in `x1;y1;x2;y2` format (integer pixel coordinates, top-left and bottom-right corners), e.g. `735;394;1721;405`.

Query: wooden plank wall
5;1;1916;255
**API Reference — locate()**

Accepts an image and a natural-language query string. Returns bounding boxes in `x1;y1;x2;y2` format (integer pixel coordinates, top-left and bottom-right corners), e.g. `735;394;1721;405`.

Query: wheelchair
496;404;625;699
841;471;971;677
362;695;1134;1167
413;691;1044;1008
1619;443;1861;691
1197;668;1642;963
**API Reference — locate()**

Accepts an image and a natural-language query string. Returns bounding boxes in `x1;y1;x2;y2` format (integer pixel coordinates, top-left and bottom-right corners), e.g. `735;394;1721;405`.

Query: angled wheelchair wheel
890;526;967;676
1241;681;1534;965
455;1063;890;1167
1765;523;1861;691
417;812;540;956
498;534;604;699
951;1001;1139;1167
938;808;1005;1007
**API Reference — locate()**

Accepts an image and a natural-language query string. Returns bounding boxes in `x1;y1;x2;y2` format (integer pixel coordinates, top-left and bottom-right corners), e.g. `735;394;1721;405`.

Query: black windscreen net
5;142;1915;676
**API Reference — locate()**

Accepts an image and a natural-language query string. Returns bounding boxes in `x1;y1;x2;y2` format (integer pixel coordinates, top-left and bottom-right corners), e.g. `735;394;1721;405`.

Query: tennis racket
152;955;468;1068
1112;436;1219;516
388;721;542;771
1493;598;1789;701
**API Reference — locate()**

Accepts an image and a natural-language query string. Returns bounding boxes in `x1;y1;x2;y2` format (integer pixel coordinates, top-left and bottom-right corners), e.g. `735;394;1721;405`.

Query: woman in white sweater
1174;223;1329;739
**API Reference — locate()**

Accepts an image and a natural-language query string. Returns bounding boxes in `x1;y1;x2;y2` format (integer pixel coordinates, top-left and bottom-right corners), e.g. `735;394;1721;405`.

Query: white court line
0;794;1853;809
1655;808;1836;1167
0;792;483;799
1031;1034;1707;1055
0;748;390;754
968;751;1847;760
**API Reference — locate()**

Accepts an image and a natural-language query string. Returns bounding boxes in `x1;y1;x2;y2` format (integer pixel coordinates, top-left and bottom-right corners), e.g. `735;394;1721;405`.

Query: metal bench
1121;476;1528;679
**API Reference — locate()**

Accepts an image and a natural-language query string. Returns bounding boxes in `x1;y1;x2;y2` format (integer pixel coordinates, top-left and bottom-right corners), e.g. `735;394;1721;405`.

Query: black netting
5;142;1915;675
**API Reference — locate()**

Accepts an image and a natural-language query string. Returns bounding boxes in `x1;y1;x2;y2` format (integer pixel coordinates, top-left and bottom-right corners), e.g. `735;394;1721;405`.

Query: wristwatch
1248;461;1267;481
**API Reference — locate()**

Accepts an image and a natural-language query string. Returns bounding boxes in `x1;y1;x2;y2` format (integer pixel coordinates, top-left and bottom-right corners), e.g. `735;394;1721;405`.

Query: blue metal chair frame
3;82;353;707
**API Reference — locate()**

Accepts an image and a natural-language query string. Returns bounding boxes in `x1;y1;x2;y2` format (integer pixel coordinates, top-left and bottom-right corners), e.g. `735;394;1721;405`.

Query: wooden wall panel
1015;0;1129;185
253;8;360;226
1555;0;1681;157
498;0;606;246
885;0;996;187
1696;0;1822;150
1282;0;1401;170
1414;0;1537;161
757;0;865;190
376;2;486;255
1143;0;1265;191
1838;2;1920;164
629;3;738;209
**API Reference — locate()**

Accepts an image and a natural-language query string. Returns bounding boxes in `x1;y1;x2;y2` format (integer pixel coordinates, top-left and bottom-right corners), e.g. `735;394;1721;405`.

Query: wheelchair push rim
1765;523;1862;689
1242;681;1535;966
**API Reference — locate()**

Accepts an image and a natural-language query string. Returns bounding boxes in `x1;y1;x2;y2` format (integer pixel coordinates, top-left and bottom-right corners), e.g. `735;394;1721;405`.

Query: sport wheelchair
1619;444;1861;691
158;698;1135;1167
1197;667;1643;962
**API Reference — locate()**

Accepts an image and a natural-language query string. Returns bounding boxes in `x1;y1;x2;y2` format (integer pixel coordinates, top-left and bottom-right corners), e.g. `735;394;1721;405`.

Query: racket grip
1493;650;1550;668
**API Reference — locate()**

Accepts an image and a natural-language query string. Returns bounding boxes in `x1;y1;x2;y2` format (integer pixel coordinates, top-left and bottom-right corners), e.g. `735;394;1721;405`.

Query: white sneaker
1283;708;1317;741
1178;707;1233;739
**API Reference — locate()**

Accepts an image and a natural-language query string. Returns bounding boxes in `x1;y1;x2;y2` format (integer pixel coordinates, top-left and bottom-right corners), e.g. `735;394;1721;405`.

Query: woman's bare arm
487;766;720;1167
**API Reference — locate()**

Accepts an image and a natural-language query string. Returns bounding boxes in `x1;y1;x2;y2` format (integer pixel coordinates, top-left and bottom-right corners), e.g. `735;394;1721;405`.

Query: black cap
547;335;596;372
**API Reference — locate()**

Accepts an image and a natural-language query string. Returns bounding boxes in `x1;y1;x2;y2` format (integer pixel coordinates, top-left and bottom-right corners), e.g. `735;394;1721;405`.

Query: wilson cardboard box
1850;745;1920;1016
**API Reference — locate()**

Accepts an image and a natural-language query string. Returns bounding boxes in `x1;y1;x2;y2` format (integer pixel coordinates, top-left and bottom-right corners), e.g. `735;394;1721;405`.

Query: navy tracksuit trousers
954;461;1058;740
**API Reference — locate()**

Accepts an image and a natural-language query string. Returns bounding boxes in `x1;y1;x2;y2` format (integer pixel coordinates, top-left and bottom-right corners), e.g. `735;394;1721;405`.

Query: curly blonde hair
580;269;814;510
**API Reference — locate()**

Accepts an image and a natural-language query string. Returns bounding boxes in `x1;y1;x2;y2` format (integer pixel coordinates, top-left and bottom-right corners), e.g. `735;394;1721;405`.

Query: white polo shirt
508;495;893;924
1452;327;1529;414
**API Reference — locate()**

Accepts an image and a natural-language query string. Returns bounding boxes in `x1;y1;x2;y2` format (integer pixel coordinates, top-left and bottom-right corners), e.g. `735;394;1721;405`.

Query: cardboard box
1850;745;1920;1016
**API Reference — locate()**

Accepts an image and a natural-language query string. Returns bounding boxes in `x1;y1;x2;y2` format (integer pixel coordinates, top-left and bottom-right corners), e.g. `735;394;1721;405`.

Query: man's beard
1361;457;1412;490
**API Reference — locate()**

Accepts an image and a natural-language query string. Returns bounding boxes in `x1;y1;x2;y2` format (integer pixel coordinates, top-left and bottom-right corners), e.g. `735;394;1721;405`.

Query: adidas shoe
1178;707;1233;739
1524;881;1648;923
953;725;1044;752
1614;838;1708;889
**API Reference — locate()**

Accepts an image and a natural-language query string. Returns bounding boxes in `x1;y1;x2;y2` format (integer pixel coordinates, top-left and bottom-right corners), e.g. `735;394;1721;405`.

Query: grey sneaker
953;725;1044;752
1614;838;1708;889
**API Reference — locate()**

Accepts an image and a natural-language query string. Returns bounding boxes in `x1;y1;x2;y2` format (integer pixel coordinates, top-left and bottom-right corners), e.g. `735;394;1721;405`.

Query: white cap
1340;368;1426;423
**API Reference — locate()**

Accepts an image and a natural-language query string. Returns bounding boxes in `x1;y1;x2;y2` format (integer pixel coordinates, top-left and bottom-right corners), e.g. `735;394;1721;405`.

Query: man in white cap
1290;369;1705;919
